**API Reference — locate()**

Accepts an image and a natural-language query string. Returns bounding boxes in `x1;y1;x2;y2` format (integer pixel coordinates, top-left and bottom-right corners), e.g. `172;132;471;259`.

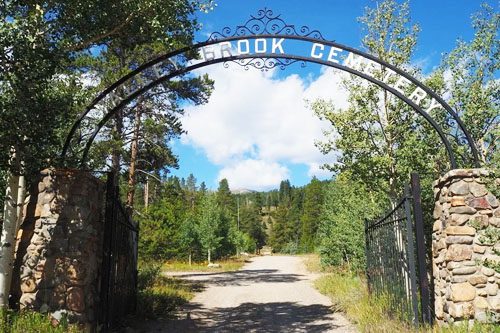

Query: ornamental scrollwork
208;8;326;41
223;57;307;71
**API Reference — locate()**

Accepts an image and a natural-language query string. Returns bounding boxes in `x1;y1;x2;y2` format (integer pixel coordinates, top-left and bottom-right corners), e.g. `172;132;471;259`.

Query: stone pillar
15;169;105;329
432;169;500;325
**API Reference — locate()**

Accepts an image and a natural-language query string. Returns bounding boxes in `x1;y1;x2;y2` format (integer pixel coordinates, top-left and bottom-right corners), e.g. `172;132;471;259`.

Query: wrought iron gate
364;173;432;326
99;172;139;330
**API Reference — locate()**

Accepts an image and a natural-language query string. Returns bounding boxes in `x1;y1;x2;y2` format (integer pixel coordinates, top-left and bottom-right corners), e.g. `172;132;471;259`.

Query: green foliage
318;176;383;271
477;226;500;246
469;217;500;273
179;211;200;259
137;175;271;263
269;180;303;253
315;270;500;332
310;2;499;328
269;202;293;252
196;193;223;262
300;177;325;252
313;0;434;202
214;179;237;257
281;241;299;255
0;0;214;176
137;262;162;290
314;271;411;332
0;308;81;333
483;259;500;274
135;262;202;319
137;177;187;260
441;4;499;167
238;196;266;252
0;1;86;177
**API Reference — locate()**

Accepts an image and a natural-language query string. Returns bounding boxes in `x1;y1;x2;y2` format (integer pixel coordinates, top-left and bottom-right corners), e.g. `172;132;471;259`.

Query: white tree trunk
208;249;211;265
144;178;149;210
15;175;26;233
0;174;20;307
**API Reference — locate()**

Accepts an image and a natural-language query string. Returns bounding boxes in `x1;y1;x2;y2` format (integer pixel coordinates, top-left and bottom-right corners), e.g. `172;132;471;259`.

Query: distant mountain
231;188;256;195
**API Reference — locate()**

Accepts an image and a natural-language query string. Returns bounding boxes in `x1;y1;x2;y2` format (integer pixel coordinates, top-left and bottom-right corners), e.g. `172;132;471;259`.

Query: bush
318;178;383;272
137;261;162;290
281;241;299;254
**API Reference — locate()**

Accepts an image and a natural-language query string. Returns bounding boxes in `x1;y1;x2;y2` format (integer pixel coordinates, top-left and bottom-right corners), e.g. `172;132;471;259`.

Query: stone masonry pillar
14;169;105;330
432;169;500;325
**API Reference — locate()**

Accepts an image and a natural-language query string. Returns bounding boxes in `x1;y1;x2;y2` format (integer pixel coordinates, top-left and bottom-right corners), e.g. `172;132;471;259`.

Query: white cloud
218;159;290;190
181;64;349;190
307;162;334;179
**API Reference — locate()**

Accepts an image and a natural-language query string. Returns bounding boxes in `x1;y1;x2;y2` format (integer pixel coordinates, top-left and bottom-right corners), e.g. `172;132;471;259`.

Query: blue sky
169;0;497;191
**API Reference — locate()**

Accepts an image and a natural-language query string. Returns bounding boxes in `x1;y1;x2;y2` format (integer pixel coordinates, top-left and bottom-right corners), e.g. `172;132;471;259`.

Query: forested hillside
135;173;359;263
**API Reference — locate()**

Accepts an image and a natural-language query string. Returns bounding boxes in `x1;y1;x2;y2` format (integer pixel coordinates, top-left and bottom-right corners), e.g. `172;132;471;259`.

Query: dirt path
137;255;356;332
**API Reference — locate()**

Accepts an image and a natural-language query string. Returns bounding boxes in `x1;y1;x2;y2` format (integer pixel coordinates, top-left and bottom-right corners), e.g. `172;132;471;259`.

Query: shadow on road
161;302;339;332
173;269;305;286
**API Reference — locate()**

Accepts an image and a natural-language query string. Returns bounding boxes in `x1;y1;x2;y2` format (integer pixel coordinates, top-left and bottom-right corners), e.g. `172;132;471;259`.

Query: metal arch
61;34;480;168
78;53;458;169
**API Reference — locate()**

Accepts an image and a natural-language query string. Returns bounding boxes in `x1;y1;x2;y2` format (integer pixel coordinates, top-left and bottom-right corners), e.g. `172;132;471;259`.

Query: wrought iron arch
61;8;480;169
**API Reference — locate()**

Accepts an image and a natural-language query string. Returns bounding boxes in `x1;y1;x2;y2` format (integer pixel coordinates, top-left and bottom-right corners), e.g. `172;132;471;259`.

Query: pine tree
279;180;292;205
239;199;266;253
199;182;207;193
215;179;235;257
138;178;187;260
269;204;289;253
300;177;325;252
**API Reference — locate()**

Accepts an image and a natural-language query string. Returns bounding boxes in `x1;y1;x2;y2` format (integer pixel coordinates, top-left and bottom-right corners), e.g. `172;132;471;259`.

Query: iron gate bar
365;174;430;326
115;202;138;232
364;219;371;293
76;53;459;169
60;33;480;168
411;173;433;324
99;171;116;329
368;198;406;229
404;184;420;326
99;171;139;330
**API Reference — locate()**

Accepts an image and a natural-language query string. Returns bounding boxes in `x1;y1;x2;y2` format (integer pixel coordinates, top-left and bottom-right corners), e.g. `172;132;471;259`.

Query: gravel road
137;255;356;332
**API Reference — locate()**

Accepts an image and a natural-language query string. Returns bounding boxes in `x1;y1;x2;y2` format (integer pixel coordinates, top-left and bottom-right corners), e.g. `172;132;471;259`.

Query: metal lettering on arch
61;8;480;169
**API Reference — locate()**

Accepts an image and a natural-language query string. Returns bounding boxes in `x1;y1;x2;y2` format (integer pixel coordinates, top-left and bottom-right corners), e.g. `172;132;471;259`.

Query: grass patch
136;276;204;319
134;262;204;320
162;257;248;273
304;254;499;332
0;308;81;333
302;253;324;273
314;272;500;333
315;273;410;332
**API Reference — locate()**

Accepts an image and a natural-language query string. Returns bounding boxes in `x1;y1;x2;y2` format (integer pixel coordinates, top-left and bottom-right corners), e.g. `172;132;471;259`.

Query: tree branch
65;13;135;52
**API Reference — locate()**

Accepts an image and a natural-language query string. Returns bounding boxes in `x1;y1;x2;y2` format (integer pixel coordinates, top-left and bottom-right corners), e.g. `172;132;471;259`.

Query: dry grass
162;257;248;273
307;255;499;333
315;273;412;332
302;253;324;273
